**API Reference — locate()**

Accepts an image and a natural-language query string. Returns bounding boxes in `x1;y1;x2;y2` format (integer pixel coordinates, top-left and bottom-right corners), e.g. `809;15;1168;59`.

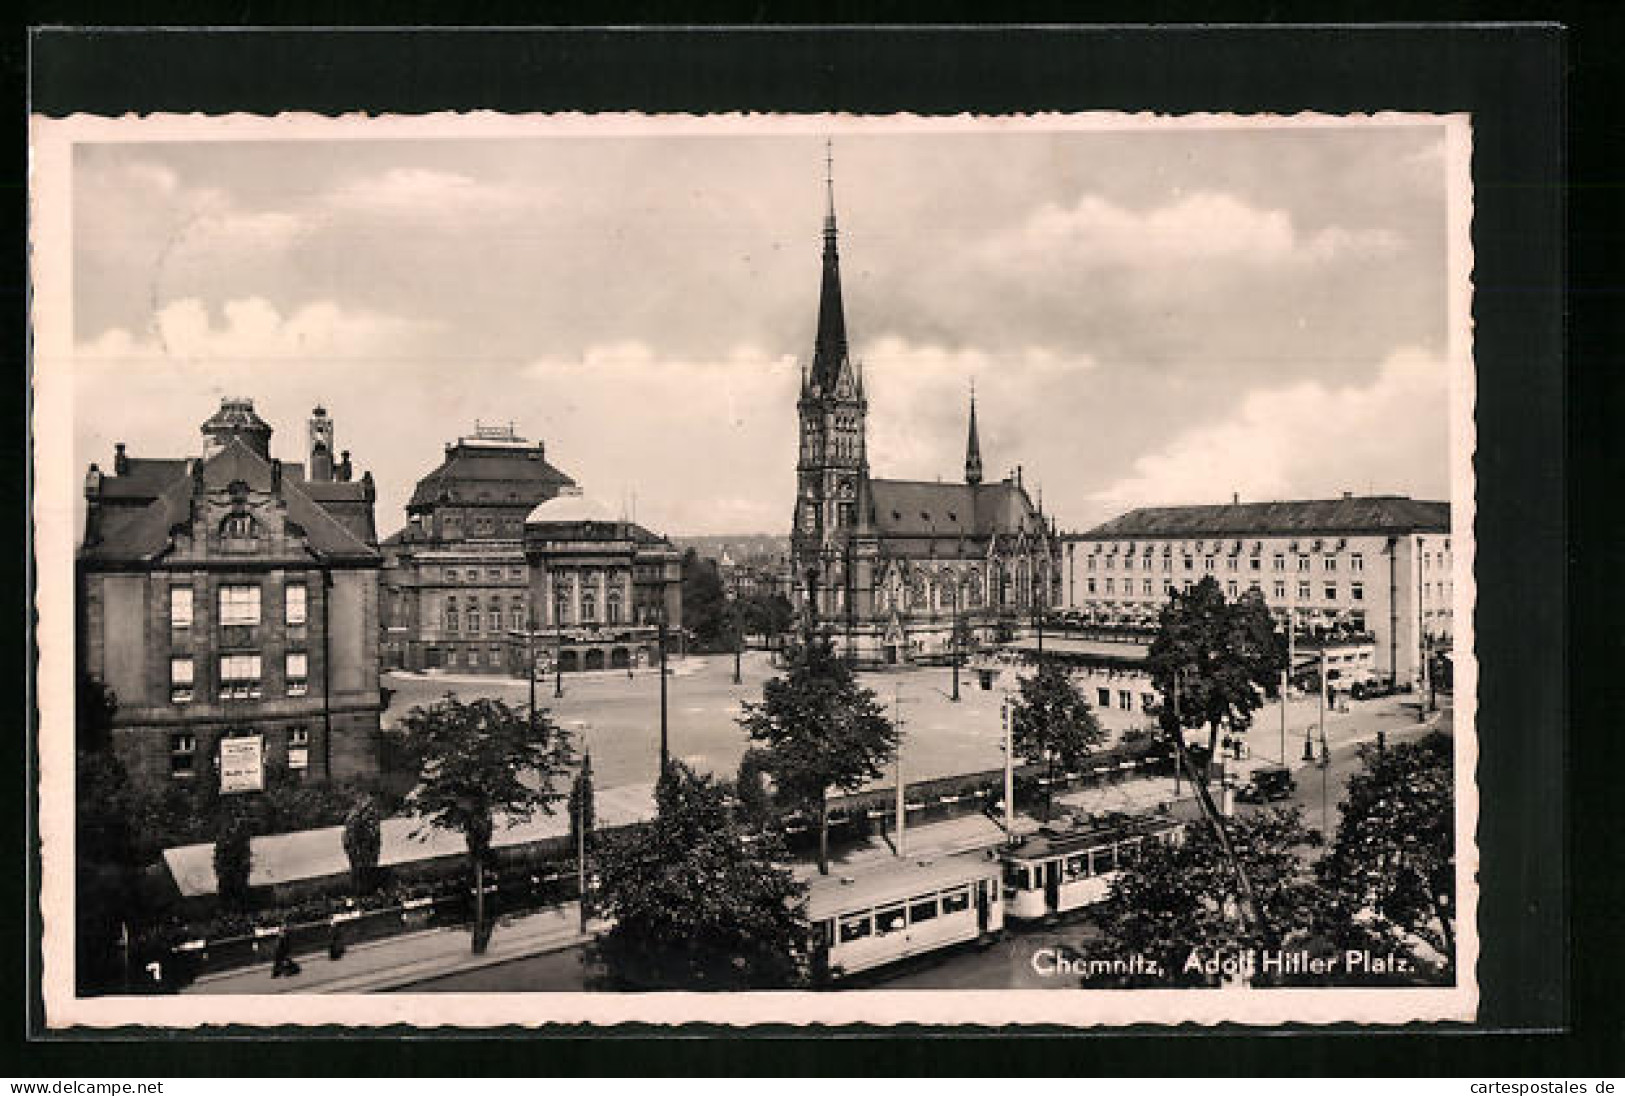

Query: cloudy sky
68;119;1458;536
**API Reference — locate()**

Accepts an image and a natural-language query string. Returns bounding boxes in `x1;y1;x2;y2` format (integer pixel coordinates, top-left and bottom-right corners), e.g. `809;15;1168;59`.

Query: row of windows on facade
878;570;1057;613
433;644;511;670
440;591;644;631
435;513;525;538
428;564;526;584
166;726;309;777
1087;551;1373;575
170;583;304;629
168;651;307;703
1085;577;1370;602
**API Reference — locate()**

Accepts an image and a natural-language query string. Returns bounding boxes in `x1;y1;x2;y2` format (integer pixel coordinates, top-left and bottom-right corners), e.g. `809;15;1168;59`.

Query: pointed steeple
965;380;984;486
810;139;850;394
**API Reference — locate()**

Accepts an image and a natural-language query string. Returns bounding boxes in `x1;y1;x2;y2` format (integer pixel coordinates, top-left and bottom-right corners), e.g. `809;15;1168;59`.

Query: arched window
607;590;623;624
445;597;459;632
488;599;503;632
967;568;983;607
582;592;597;623
555;587;570;626
510;596;525;630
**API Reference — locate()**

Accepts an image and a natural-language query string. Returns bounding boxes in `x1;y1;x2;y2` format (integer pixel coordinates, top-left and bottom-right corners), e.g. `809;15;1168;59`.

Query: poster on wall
219;734;264;794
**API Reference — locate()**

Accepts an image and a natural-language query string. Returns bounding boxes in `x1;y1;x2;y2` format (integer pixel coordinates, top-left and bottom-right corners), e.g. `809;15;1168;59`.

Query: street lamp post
554;593;565;700
658;604;670;777
576;729;591;935
733;599;743;686
951;586;962;703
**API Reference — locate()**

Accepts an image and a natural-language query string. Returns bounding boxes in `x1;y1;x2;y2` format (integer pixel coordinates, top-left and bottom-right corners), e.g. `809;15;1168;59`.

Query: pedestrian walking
271;924;300;978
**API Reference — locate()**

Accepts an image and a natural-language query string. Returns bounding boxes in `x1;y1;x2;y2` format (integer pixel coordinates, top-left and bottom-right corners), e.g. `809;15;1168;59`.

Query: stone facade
1062;495;1454;687
787;167;1061;667
380;425;573;673
520;488;683;674
78;399;383;797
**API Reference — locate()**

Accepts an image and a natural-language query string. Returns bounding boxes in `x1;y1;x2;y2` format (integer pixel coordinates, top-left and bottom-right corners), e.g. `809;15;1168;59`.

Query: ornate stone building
788;164;1061;666
379;424;573;674
522;488;683;673
78;399;382;795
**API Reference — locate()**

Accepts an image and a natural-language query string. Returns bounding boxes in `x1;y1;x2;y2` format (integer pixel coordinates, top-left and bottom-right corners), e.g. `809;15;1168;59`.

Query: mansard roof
1082;496;1451;540
407;441;574;510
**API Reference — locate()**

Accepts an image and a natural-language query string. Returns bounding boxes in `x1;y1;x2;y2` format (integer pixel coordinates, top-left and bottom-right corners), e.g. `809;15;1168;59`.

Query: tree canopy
400;694;574;950
1086;808;1325;987
342;797;383;896
1318;732;1456;971
1147;578;1283;755
590;761;809;990
737;630;898;872
680;549;730;650
213;807;255;912
402;694;574;856
1011;661;1105;820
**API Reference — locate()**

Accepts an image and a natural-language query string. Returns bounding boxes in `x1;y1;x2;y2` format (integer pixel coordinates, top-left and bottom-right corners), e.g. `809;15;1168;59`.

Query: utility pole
951;588;962;702
577;740;591;934
894;685;907;858
554;592;565;700
733;600;743;686
658;606;670;777
1279;603;1291;765
1002;689;1015;844
1172;668;1182;797
527;610;537;733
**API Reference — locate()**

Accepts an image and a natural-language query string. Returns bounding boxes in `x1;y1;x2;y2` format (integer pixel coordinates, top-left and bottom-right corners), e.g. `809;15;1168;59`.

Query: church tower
964;382;983;486
791;143;869;624
309;404;335;482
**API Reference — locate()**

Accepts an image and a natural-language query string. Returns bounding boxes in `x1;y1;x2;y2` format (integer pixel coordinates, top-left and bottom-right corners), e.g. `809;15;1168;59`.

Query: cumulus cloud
1087;347;1451;519
78;296;438;364
323;167;549;220
995;190;1406;271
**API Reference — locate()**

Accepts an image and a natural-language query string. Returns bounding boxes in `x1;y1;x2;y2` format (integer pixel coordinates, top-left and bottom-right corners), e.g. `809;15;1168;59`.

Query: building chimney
1232;492;1240;506
1343;490;1353;500
338;450;353;482
113;442;129;476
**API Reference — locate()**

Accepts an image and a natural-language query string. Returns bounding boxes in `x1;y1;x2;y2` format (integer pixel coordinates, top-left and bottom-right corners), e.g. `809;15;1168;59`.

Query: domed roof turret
526;485;619;524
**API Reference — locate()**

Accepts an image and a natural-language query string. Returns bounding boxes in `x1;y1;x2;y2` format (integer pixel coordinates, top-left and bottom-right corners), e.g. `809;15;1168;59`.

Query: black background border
14;10;1606;1077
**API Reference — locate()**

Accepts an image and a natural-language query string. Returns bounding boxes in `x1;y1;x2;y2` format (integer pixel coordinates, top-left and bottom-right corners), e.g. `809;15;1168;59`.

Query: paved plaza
383;652;1425;794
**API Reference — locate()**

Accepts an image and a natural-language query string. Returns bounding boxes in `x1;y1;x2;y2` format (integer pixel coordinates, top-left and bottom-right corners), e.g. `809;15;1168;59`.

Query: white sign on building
219;734;265;794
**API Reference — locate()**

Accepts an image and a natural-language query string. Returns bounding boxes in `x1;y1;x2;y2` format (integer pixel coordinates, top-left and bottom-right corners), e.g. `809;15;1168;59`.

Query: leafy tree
738;630;899;874
734;746;776;827
680;549;729;651
76;748;138;992
1087;808;1325;986
341;797;383;897
1011;661;1106;821
213;807;255;912
1146;578;1284;932
76;673;118;754
591;761;809;990
400;694;574;952
1318;732;1455;973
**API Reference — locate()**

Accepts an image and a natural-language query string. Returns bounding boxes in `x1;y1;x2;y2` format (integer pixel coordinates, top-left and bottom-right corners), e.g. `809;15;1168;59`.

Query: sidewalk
1221;695;1450;780
185;903;601;995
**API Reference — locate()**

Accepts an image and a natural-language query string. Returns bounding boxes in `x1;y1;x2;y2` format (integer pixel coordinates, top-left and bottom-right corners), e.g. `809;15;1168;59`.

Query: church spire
810;139;849;394
965;380;984;486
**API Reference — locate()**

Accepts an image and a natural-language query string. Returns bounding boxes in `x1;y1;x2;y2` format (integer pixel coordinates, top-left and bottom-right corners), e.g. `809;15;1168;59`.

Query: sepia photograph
30;109;1477;1028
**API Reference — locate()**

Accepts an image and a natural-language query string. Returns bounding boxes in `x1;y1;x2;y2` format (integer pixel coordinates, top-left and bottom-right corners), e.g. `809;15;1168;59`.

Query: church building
788;157;1061;666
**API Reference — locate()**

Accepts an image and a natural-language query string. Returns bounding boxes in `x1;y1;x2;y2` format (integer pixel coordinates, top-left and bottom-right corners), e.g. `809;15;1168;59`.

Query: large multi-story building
1061;494;1454;686
77;399;383;795
379;424;573;673
788;162;1061;666
522;487;683;673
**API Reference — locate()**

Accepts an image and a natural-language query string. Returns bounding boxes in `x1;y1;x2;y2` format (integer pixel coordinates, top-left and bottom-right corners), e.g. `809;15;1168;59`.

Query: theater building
520;488;683;674
1062;494;1454;687
77;399;383;795
379;424;573;673
787;163;1061;666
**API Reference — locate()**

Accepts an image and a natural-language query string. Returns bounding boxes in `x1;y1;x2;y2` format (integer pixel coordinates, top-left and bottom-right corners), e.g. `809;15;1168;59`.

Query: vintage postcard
31;110;1478;1027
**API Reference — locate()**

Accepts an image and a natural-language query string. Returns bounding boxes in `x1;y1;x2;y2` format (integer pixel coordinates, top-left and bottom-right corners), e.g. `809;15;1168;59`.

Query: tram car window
839;914;872;944
875;905;907;936
942;888;971;915
910;897;940;924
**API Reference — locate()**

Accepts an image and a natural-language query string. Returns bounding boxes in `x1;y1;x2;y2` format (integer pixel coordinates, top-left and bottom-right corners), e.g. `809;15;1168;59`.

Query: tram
1000;814;1186;922
806;850;1005;979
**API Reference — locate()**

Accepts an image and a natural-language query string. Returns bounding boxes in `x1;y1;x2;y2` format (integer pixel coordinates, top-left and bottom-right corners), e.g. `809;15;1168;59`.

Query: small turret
964;382;983;486
309;405;335;482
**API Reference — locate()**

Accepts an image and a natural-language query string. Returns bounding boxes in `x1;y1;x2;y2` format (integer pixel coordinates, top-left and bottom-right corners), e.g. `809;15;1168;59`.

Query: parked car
1235;763;1296;804
1350;678;1410;700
